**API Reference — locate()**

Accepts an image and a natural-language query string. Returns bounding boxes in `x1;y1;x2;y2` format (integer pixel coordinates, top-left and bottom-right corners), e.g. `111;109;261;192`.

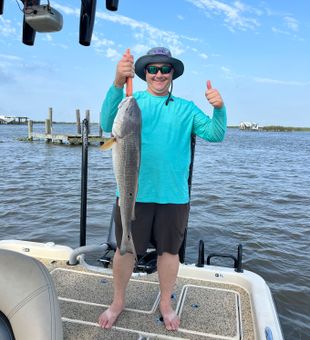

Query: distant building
239;121;259;131
0;115;28;124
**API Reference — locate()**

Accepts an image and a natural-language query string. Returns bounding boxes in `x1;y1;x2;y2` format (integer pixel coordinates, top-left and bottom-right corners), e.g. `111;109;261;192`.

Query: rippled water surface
1;124;309;339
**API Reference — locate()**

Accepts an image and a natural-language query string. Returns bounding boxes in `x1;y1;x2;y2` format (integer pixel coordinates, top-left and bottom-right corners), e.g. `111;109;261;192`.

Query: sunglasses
145;65;173;75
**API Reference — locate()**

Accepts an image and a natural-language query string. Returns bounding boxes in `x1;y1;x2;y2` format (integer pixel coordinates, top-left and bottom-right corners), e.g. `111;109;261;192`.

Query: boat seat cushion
0;249;63;340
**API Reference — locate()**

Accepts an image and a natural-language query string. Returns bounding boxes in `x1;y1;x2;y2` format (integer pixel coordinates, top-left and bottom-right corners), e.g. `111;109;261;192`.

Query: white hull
0;239;283;340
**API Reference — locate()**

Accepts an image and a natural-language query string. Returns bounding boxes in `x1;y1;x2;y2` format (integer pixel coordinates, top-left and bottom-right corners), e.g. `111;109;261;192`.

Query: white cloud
284;16;299;32
0;67;15;84
0;16;17;38
132;44;147;55
0;54;22;74
254;77;309;86
54;3;187;57
103;14;184;55
92;34;115;47
44;34;53;42
271;26;303;41
221;66;230;71
53;3;79;16
199;53;208;60
0;54;22;62
187;0;260;31
52;3;211;64
106;47;120;60
261;4;301;38
271;27;290;36
92;34;119;60
221;65;244;79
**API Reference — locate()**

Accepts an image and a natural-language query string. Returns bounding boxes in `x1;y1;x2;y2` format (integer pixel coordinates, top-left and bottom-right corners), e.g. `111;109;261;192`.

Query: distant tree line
261;126;310;132
228;126;310;132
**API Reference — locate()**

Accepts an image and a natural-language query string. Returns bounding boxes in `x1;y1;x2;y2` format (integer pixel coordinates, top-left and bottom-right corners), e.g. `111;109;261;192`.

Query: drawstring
165;81;173;106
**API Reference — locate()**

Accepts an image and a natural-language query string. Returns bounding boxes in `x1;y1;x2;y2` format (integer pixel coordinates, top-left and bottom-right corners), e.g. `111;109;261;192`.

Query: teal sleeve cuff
214;105;226;116
100;84;124;132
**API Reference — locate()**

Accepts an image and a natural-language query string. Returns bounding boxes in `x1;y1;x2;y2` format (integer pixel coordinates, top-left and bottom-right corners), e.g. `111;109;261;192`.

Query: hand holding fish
114;50;135;89
205;80;224;109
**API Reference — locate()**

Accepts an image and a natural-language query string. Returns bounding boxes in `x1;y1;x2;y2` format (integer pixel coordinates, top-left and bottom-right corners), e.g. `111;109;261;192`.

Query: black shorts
114;200;190;256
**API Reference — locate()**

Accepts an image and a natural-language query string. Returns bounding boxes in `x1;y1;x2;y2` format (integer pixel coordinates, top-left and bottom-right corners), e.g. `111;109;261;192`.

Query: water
0;124;309;339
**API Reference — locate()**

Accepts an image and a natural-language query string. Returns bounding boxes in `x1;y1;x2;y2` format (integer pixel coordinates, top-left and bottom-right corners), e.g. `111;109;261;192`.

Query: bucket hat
135;47;184;81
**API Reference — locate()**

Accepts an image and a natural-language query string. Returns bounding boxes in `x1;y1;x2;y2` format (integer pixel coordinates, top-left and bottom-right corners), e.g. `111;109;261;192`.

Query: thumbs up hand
205;80;224;109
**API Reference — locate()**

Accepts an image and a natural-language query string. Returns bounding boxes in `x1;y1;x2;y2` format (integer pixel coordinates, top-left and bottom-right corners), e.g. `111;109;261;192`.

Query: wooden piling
76;109;81;134
85;110;90;133
48;108;53;132
28;120;33;140
47;108;53;142
45;119;51;134
45;119;52;142
23;107;107;145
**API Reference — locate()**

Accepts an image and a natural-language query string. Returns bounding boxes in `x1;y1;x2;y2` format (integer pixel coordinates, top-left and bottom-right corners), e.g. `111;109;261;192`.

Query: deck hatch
176;284;241;339
51;268;160;313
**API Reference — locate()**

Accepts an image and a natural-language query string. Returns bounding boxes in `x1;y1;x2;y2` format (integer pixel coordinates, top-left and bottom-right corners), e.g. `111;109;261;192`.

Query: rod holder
106;0;118;11
196;240;205;267
0;0;4;15
79;0;97;46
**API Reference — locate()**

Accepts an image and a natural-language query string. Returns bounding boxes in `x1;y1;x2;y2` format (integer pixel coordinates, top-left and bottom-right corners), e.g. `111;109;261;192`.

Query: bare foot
159;303;180;331
98;303;124;329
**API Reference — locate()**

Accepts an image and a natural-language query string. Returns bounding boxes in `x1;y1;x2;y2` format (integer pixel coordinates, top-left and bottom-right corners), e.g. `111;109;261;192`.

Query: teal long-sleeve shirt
101;85;227;204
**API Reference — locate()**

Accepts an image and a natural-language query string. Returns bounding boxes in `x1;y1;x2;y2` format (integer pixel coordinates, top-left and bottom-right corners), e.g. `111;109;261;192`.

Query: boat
0;123;283;340
0;115;15;124
0;237;283;339
239;122;259;131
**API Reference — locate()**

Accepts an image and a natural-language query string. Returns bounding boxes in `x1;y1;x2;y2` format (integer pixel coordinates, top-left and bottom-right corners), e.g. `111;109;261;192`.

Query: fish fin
100;137;116;150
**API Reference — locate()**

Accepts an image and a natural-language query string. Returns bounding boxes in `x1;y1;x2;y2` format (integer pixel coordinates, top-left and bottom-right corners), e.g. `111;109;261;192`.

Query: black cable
16;0;25;13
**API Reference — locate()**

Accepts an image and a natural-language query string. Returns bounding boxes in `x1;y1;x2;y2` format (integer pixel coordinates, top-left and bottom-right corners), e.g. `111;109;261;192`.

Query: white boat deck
0;240;283;340
43;258;254;340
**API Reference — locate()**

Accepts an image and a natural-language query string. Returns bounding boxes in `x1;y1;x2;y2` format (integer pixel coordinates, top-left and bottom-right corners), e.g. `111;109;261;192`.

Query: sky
0;0;310;127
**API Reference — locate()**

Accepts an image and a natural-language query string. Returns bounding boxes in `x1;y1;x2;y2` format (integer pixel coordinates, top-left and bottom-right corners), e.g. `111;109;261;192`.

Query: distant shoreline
14;121;310;132
228;126;310;132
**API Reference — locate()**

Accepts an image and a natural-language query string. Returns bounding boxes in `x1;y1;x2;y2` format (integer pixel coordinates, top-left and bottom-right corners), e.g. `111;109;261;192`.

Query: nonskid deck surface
46;261;255;340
